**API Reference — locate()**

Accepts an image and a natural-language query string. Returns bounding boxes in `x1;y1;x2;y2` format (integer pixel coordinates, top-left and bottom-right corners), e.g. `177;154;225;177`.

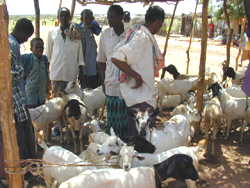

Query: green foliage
213;0;245;21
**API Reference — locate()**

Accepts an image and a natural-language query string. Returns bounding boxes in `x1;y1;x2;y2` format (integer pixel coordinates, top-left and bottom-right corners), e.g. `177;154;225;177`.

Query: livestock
224;66;246;85
38;136;96;188
209;83;249;143
59;154;199;188
157;77;198;111
119;139;205;188
159;95;181;109
63;98;87;153
225;84;246;98
29;97;67;151
64;81;105;116
203;96;222;156
128;108;193;153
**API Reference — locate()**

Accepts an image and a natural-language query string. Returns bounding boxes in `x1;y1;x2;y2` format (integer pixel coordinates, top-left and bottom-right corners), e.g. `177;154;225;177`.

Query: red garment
208;23;214;30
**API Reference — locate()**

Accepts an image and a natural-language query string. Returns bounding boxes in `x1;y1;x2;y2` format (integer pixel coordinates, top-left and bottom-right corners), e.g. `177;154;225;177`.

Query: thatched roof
76;0;183;6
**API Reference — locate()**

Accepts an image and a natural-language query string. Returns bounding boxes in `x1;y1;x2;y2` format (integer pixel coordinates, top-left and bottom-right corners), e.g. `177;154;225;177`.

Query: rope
33;105;47;121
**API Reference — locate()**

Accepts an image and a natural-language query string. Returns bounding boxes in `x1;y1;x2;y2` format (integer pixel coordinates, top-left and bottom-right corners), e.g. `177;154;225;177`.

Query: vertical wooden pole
70;0;76;20
162;0;179;59
0;1;23;187
223;0;234;80
59;0;62;9
196;0;209;135
186;0;200;74
236;16;247;69
33;0;40;38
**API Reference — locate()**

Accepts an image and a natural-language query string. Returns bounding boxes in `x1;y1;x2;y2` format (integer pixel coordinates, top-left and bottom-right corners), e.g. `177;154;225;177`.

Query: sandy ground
19;25;250;188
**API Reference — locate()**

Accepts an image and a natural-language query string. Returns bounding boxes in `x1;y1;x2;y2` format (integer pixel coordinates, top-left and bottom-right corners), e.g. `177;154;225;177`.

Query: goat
59;154;199;188
224;66;246;85
128;108;193;153
63;97;87;153
38;136;96;188
64;81;105;116
119;139;205;188
203;96;222;156
29;97;67;151
157;77;198;111
209;83;250;144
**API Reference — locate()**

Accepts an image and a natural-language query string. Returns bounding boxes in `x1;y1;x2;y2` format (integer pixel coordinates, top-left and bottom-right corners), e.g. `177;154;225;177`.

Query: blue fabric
9;34;28;105
79;20;102;36
106;95;127;140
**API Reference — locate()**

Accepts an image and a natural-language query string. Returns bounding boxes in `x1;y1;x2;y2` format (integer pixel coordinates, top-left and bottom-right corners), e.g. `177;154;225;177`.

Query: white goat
159;95;181;109
38;137;96;188
203;97;222;156
64;81;105;116
209;83;249;143
157;77;198;111
129;109;194;153
29;97;67;151
59;154;199;188
119;139;206;188
224;66;246;85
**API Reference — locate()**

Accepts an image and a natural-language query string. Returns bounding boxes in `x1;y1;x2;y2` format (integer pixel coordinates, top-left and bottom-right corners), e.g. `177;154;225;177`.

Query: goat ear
127;109;136;119
110;150;118;155
136;155;145;161
151;108;160;118
110;127;116;136
79;103;86;108
167;161;177;175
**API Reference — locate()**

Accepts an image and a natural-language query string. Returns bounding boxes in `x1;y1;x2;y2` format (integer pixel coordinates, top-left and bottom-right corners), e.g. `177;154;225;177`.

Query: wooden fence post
0;1;23;187
33;0;40;38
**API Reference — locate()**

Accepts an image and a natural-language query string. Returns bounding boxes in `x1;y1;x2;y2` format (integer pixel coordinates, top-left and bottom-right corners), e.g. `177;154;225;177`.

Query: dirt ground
19;26;250;188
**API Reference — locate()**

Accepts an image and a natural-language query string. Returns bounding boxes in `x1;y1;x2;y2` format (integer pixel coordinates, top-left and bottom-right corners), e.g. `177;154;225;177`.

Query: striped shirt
11;51;28;122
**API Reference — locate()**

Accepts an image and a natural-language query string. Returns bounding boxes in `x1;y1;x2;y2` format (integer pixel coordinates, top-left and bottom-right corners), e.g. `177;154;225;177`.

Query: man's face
81;13;93;28
107;11;122;28
123;15;130;23
19;32;32;44
153;19;164;34
58;10;71;27
31;40;44;58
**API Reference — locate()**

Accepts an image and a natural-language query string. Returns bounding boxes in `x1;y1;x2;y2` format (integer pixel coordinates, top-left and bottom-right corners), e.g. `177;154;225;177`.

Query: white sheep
119;139;206;188
224;66;246;85
29;97;67;151
64;81;105;116
157;77;198;111
59;154;199;188
159;95;181;109
203;97;222;156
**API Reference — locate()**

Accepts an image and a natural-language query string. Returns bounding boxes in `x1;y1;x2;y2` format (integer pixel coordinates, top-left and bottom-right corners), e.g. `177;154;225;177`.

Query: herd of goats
28;63;249;188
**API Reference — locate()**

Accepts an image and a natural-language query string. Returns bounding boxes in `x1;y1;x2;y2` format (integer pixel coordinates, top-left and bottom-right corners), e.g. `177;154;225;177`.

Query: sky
6;0;203;17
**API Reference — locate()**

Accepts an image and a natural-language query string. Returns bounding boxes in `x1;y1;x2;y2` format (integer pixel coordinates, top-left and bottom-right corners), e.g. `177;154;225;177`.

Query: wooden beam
196;0;209;135
0;1;23;187
70;0;76;20
223;0;233;81
186;0;199;74
59;0;62;9
162;0;179;59
33;0;40;38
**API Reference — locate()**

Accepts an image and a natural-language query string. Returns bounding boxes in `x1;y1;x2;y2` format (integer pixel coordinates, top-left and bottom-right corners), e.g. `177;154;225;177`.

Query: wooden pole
162;0;179;59
0;1;23;187
236;16;247;69
59;0;62;9
223;0;234;81
196;0;209;135
33;0;40;38
70;0;76;20
186;0;199;74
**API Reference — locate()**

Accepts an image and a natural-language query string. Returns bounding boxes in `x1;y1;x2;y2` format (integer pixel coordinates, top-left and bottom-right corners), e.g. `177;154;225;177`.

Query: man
208;20;214;39
8;18;37;159
79;9;98;89
123;11;131;23
97;5;127;140
46;7;85;97
111;6;165;136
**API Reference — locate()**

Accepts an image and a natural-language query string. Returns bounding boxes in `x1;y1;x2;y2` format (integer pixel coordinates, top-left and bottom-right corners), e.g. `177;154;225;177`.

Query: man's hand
132;74;143;89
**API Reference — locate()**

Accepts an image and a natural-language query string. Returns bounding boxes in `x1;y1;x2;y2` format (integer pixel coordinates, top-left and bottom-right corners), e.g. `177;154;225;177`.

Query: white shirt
112;25;157;108
96;27;125;97
46;26;85;82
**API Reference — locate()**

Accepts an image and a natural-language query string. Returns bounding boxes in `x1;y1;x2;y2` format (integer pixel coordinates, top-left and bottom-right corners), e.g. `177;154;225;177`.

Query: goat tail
191;139;206;154
37;132;48;151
